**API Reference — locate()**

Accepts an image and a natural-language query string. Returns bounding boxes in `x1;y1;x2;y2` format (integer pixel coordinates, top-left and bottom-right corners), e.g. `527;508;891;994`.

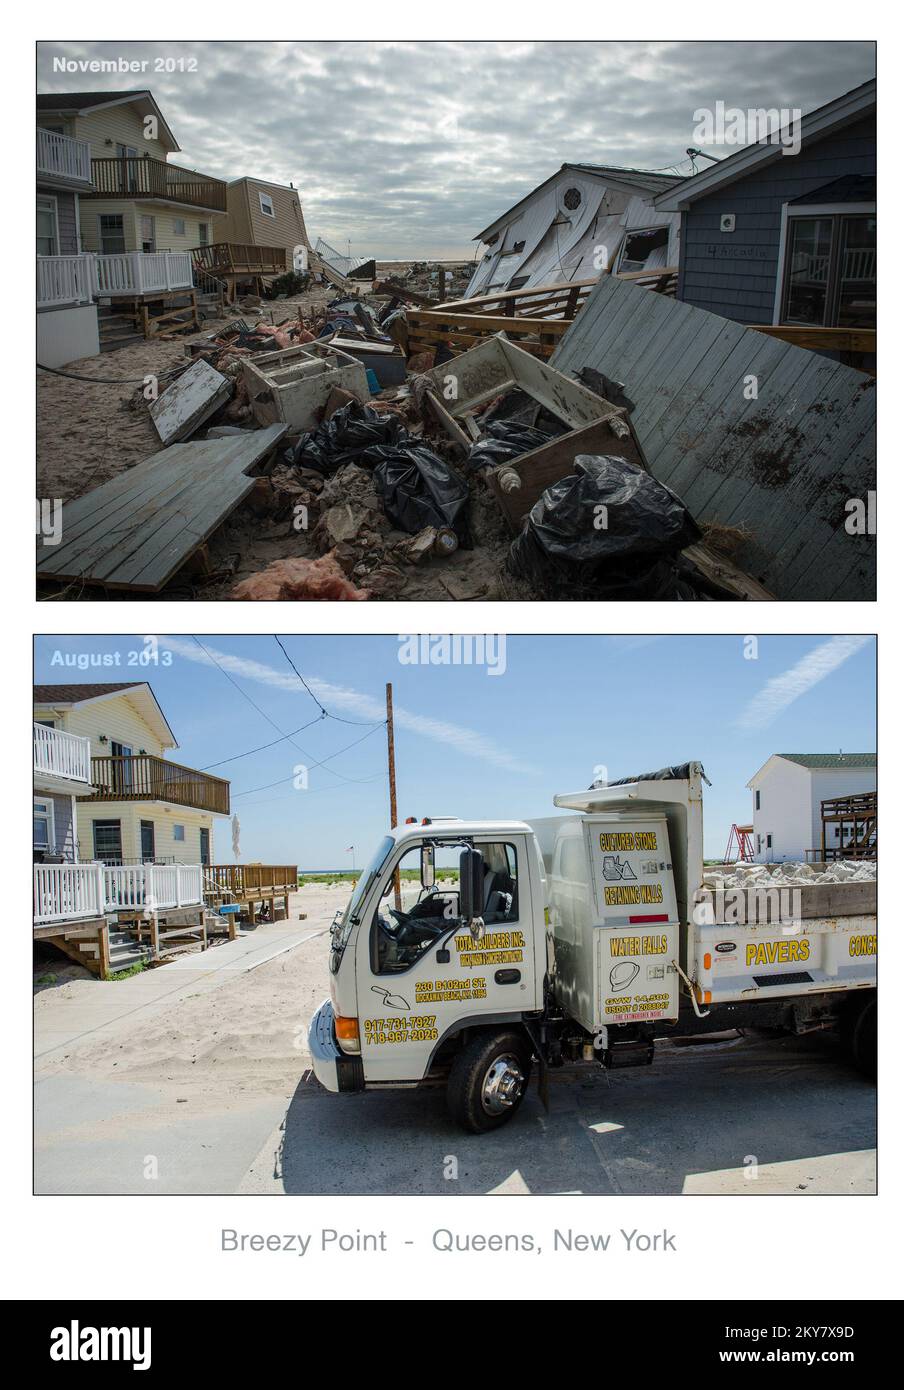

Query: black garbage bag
467;420;560;472
508;454;703;599
366;441;472;546
287;401;406;475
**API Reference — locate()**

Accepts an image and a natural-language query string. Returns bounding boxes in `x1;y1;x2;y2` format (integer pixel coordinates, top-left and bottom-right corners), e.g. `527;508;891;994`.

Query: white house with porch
746;752;877;862
37;90;227;362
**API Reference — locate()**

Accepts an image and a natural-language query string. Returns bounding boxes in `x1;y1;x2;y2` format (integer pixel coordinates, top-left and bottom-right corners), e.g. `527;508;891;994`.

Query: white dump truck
309;763;876;1132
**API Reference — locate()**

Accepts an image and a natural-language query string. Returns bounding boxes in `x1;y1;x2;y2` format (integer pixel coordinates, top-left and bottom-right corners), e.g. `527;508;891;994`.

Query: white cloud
158;636;534;775
737;636;872;731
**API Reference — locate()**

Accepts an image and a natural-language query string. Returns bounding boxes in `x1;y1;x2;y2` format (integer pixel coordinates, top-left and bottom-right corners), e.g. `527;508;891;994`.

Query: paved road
34;906;876;1197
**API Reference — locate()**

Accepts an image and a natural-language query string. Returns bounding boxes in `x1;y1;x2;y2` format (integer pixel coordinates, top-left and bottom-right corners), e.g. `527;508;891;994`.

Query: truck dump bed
531;762;876;1020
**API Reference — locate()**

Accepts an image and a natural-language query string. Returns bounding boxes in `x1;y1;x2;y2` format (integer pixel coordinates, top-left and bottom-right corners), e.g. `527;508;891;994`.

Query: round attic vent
563;186;582;210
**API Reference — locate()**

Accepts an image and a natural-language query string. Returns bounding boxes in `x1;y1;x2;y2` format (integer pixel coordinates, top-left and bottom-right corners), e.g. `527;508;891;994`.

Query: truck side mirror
420;844;435;890
459;848;485;937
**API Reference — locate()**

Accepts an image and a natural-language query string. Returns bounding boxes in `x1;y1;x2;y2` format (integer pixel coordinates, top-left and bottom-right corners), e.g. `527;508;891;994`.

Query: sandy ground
36;279;526;603
34;883;876;1196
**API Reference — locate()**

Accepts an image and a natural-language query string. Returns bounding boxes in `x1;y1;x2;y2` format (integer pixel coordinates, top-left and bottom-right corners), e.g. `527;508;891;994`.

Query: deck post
97;922;111;980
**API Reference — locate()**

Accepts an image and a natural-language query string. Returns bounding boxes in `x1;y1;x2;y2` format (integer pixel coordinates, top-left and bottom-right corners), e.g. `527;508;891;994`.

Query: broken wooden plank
149;358;232;445
37;425;286;593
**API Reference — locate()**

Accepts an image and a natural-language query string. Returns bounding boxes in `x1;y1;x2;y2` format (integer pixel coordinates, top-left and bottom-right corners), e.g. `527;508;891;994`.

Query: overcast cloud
37;41;875;260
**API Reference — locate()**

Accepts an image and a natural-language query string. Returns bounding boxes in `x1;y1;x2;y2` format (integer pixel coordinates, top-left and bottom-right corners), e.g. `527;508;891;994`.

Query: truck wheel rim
481;1054;525;1115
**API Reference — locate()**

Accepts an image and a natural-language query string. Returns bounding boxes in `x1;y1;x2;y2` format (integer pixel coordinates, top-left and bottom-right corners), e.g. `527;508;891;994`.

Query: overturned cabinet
243;342;370;431
419;334;644;529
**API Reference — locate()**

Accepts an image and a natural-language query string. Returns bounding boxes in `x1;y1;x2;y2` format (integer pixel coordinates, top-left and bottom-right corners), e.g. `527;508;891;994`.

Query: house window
780;212;876;328
755;790;761;810
507;275;530;291
198;223;209;246
766;833;773;850
99;214;126;255
259;192;275;217
140;821;156;862
34;798;55;852
173;825;185;842
173;217;186;236
37;196;59;256
140;215;156;253
115;144;139;193
92;819;123;862
617;226;671;275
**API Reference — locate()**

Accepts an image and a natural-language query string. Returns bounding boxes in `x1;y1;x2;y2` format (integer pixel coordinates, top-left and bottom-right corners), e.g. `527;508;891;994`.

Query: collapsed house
465;163;682;297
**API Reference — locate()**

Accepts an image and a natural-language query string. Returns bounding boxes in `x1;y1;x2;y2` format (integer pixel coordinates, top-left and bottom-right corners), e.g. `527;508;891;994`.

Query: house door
111;741;133;794
37;197;59;256
200;828;211;866
99;214;126;255
140;215;156;253
116;144;138;193
141;820;156;863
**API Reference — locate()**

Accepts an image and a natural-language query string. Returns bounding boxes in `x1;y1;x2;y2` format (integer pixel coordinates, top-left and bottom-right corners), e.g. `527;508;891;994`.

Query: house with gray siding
653;81;875;352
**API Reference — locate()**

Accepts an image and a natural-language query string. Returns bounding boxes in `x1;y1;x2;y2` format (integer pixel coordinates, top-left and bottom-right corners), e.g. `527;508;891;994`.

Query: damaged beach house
36;80;875;604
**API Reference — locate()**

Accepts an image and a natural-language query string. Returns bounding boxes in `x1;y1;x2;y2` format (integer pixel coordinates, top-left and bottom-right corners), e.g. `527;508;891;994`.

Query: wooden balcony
191;242;287;276
205;864;297;898
87;755;230;815
85;155;227;212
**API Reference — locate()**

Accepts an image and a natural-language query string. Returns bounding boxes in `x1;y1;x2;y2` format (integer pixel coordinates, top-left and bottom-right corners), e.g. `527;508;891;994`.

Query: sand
34;882;343;1098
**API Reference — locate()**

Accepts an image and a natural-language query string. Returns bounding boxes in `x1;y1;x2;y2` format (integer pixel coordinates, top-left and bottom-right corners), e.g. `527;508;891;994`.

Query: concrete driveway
34;886;876;1196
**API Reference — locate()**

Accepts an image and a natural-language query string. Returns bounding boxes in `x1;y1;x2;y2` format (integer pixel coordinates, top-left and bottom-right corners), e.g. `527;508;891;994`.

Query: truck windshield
330;835;394;972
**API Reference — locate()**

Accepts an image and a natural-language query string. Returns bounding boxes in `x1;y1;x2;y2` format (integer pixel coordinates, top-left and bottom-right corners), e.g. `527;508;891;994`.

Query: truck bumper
308;1000;364;1094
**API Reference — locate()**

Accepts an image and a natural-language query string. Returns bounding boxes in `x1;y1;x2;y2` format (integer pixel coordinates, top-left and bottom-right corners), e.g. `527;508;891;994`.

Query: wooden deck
205;864;297;924
36;425;286;593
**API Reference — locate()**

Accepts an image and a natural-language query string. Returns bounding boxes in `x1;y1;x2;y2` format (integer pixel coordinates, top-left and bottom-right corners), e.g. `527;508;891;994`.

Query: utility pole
386;682;401;909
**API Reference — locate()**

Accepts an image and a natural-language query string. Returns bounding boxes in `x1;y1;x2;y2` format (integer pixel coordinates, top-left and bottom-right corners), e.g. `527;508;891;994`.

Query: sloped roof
36;89;180;151
777;753;876;769
33;682;177;748
475;161;682;242
652;78;875;211
34;681;143;703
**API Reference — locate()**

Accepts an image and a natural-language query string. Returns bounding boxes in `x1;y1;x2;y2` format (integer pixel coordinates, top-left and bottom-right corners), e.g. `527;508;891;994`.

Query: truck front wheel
446;1030;532;1133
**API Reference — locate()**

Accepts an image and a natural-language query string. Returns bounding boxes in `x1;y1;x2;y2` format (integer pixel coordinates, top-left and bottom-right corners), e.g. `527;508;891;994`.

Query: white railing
37;251;195;308
37;254;96;308
36;128;92;185
104;863;204;913
34;863;105;924
33;723;92;784
94;250;193;296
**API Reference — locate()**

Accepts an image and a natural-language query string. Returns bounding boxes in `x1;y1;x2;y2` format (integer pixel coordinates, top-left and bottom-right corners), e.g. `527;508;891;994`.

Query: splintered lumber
37;425;286;593
150;358;231;445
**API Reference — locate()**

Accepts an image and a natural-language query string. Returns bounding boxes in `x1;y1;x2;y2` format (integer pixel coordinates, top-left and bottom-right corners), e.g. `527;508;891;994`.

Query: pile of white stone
703;859;877;890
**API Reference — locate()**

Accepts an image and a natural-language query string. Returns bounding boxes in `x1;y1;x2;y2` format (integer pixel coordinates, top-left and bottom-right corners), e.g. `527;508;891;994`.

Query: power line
273;635;385;725
232;722;386;798
191;636;381;786
200;713;326;770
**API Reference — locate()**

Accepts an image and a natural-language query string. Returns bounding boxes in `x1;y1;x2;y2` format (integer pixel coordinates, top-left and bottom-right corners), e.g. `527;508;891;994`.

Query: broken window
563;187;582;210
507;275;530;291
618;226;670;273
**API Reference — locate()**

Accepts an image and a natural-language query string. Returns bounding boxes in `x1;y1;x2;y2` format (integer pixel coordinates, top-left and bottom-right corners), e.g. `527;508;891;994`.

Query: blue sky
34;635;876;865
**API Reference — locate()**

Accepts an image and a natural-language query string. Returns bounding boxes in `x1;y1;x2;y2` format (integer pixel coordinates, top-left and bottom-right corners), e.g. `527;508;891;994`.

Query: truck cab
311;820;547;1120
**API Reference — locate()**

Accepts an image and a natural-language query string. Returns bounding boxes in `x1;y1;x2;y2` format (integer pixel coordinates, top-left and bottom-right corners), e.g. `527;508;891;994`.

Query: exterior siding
679;115;876;324
70;105;171;162
79;202;220;252
224;179;308;265
42;692;170;758
807;767;877;853
76;803;214;864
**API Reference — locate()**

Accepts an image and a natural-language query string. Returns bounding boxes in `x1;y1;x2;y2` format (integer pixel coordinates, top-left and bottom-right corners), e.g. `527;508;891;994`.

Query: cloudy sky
37;41;875;260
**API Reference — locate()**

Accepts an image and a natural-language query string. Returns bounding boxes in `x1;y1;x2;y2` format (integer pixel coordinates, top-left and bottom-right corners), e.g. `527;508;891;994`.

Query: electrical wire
200;713;326;770
273;635;384;725
191;635;383;786
232;722;386;798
